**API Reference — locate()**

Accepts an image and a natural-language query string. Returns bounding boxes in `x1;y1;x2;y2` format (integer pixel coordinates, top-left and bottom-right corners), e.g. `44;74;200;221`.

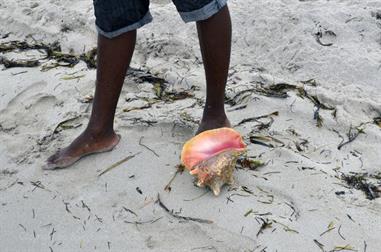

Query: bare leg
45;31;136;169
196;5;232;134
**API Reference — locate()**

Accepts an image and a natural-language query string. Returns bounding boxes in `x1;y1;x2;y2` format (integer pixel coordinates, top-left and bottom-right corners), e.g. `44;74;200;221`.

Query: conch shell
181;128;246;196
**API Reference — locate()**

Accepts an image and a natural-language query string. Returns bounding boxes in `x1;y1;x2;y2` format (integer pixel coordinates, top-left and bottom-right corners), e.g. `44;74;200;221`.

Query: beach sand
1;0;381;251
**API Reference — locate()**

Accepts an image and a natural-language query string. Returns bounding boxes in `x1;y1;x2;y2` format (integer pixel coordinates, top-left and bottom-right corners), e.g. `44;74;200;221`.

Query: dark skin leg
45;31;136;169
196;5;232;134
45;6;232;168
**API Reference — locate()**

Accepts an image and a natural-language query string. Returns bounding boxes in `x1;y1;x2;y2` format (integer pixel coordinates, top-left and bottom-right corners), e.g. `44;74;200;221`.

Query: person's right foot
44;130;121;170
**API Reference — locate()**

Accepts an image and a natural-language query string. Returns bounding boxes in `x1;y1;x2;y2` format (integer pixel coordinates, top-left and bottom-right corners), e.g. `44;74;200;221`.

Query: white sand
1;0;381;251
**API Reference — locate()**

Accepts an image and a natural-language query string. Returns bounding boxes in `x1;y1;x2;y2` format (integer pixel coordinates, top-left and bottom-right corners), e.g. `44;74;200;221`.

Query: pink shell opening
181;127;246;171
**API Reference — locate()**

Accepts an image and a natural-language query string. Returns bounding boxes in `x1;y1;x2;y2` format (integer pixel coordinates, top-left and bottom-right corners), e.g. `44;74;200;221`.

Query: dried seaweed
235;111;278;127
198;79;334;130
127;68;166;86
249;82;329;128
301;79;318;86
179;111;198;124
225;82;300;106
161;89;196;102
253;120;274;133
183;191;209;201
337;126;365;150
226;193;251;203
79;48;97;69
136;187;143;194
11;70;28;75
18;224;27;232
0;169;18;176
123;90;194;113
98;152;140;177
314;106;324;128
314;239;325;252
127;68;197;101
53;116;82;134
346;214;355;223
1;32;11;39
124;217;163;225
255;83;297;98
241;186;254;194
236;156;265;170
49;227;56;241
225;88;256;106
331;244;356;251
122;118;158;126
164;164;184;192
374;117;381;128
227;105;247;112
298;89;335;110
31;181;50;192
156;194;213;224
155;86;197;103
123;104;152;113
60;74;85;80
191;246;218;251
244;209;254;217
295;139;309;152
249;135;285;148
338;225;346;240
0;40;59;53
320;221;335;237
122;207;137;217
0;40;97;70
342;173;380;200
284;201;299;220
272;219;299;234
0;56;40;68
79;201;90;214
139;136;159;157
256;218;272;237
257;195;274;204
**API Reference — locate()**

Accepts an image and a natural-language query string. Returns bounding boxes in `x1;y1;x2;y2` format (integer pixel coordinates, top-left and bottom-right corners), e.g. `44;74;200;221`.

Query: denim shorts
93;0;228;38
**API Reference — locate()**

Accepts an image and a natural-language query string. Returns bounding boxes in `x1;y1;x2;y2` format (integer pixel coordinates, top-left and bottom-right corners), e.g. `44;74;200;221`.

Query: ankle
203;103;226;116
202;109;227;120
85;126;115;139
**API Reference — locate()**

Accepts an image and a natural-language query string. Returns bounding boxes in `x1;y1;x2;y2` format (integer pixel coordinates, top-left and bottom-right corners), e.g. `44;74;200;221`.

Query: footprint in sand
0;81;59;130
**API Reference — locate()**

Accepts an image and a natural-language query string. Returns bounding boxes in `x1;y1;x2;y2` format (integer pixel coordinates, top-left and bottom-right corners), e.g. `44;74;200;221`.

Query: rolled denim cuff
179;0;228;23
96;11;153;39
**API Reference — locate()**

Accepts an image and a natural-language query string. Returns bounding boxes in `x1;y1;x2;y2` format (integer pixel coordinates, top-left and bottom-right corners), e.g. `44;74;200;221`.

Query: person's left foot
196;114;231;135
43;130;121;170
